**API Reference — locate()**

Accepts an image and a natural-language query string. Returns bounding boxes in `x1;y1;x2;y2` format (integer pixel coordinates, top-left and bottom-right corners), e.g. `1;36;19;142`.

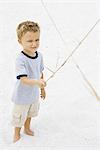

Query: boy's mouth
31;47;37;48
31;47;37;49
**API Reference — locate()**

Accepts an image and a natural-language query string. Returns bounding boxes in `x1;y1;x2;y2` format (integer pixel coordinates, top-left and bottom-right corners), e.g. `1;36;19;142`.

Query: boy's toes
13;135;21;143
24;129;34;136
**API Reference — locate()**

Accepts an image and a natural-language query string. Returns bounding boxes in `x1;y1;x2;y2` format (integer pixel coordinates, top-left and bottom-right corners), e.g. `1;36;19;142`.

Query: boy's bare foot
13;127;21;143
24;118;34;136
13;134;21;143
24;128;34;136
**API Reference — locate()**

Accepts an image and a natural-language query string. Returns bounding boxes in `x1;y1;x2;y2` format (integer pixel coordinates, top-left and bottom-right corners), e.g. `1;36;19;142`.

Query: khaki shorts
12;100;40;127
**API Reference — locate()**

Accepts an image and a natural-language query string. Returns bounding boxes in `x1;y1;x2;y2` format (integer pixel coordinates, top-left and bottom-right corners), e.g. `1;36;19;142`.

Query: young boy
12;21;46;143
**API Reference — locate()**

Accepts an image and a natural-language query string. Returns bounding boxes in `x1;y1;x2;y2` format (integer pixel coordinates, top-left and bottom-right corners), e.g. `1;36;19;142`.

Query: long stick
45;18;100;82
73;59;100;100
41;0;100;99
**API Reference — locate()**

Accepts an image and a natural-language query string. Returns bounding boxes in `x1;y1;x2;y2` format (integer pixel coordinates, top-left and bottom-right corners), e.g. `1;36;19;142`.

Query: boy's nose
31;42;36;47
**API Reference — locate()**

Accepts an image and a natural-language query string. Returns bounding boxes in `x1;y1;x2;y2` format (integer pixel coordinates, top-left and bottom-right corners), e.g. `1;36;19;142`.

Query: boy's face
19;31;40;54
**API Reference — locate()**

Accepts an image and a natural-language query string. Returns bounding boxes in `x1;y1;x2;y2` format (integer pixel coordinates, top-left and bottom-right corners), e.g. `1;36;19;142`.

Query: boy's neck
23;50;36;57
22;50;38;59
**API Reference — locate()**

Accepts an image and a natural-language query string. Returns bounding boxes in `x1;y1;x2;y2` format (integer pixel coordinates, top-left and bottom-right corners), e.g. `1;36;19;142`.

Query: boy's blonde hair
16;21;40;40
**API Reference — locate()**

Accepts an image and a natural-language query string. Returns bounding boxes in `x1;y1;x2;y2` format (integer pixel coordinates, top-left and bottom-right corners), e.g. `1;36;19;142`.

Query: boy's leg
13;127;21;143
24;101;39;136
12;104;30;142
24;117;34;136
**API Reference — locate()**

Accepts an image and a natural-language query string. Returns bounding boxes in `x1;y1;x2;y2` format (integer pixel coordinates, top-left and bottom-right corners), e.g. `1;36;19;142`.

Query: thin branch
72;59;100;100
44;65;55;73
41;0;100;99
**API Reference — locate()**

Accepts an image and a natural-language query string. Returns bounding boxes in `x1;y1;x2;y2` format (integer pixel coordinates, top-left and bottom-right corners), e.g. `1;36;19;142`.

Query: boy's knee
12;109;28;127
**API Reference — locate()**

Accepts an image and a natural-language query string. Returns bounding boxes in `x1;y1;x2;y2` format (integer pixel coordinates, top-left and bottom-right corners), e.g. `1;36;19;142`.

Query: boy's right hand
37;79;46;89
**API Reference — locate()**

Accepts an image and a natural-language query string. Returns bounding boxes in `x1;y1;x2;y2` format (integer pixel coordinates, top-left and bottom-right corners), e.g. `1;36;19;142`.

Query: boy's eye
35;39;39;42
27;39;39;42
27;40;33;42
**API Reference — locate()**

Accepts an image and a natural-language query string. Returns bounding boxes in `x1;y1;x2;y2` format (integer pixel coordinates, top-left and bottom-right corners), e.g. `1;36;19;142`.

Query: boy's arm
40;73;46;99
40;72;46;87
20;76;45;88
41;72;44;80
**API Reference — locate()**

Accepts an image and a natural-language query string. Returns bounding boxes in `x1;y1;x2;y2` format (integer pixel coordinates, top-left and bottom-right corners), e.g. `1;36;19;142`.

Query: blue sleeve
15;57;27;79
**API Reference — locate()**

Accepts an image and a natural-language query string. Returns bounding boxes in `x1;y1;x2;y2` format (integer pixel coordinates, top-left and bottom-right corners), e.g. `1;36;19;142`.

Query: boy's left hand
40;88;46;100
